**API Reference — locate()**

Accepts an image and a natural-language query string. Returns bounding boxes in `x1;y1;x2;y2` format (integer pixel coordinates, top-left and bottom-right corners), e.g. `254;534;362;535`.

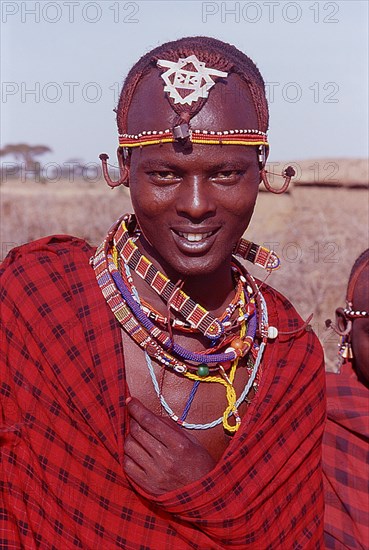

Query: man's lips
171;227;219;243
177;230;214;242
170;227;220;253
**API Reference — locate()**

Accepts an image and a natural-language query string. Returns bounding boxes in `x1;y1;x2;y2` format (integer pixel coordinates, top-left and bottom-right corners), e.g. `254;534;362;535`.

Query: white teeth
178;231;213;242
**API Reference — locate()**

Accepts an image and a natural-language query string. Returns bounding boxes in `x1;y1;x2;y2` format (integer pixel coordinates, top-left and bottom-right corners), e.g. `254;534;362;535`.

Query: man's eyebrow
206;160;251;171
140;159;180;171
140;159;252;171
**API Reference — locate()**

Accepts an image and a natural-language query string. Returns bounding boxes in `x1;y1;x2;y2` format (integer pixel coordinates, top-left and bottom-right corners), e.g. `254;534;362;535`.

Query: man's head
117;36;269;135
111;37;269;279
346;249;369;388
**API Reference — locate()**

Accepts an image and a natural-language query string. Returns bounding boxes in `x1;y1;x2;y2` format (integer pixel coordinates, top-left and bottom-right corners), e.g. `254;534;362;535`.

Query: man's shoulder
256;278;323;361
0;235;94;278
2;235;93;269
326;366;369;417
0;235;96;306
255;279;303;322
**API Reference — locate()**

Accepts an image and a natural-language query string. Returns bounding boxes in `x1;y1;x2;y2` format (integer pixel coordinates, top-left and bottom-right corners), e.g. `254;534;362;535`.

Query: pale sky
1;0;368;166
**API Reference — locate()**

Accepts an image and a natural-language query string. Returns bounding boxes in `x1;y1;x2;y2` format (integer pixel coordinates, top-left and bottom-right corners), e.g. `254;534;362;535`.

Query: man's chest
121;329;255;461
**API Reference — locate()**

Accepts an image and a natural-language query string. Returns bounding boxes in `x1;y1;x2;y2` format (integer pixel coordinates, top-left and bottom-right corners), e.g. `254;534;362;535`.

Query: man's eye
211;170;245;180
148;171;180;182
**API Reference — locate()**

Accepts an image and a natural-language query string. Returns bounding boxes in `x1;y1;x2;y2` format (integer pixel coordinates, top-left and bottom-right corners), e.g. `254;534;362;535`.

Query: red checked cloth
1;236;325;549
323;367;369;549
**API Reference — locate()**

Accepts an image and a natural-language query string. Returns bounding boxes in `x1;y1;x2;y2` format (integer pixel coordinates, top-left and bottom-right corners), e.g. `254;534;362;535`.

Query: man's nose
175;176;216;220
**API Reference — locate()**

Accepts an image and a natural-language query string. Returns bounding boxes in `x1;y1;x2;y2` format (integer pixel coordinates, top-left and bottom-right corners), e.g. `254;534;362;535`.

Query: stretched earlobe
99;148;129;188
260;166;295;194
326;307;352;336
325;307;354;367
334;307;352;336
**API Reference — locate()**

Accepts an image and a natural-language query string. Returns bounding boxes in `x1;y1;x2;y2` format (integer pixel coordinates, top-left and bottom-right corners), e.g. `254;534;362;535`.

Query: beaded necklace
124;263;248;431
118;250;257;357
116;249;256;356
110;254;257;368
124;260;267;432
93;214;272;432
114;219;225;340
113;215;279;337
137;270;246;332
140;284;269;431
121;261;248;333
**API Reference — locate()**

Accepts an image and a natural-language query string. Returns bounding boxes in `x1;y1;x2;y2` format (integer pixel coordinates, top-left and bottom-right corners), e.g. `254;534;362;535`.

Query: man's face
125;71;262;279
351;269;369;388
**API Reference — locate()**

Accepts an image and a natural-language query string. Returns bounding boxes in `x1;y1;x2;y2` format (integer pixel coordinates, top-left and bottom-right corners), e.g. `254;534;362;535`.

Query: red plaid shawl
323;367;369;549
1;236;325;549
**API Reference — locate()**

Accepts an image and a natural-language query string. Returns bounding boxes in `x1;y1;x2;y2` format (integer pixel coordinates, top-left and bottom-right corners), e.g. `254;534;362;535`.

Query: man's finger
126;397;184;446
123;452;148;486
128;418;161;459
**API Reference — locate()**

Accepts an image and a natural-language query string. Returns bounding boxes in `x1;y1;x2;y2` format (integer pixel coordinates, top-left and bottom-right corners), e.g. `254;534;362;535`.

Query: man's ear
99;149;130;189
335;307;352;335
122;170;130;187
259;143;294;194
120;148;131;188
257;145;268;171
122;166;130;188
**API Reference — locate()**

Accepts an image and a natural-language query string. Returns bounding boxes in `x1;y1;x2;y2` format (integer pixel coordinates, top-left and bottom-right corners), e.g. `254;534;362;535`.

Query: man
323;250;369;549
1;37;325;548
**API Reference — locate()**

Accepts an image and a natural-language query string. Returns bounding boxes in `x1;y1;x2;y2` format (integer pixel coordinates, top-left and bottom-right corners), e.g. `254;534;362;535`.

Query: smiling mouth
177;231;216;242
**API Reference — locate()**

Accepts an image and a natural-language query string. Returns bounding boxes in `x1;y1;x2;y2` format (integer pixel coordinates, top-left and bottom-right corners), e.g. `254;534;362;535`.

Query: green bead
197;364;209;377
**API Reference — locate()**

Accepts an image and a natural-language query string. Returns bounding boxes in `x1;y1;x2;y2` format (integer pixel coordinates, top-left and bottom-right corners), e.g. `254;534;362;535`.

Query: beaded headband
343;308;369;319
118;127;268;149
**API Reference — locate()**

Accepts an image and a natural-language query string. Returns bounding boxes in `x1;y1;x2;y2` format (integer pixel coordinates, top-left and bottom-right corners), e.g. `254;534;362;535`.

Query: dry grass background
1;162;368;371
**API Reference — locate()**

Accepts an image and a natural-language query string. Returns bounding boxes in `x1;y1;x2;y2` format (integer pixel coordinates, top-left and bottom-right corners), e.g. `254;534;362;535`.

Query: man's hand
123;397;216;495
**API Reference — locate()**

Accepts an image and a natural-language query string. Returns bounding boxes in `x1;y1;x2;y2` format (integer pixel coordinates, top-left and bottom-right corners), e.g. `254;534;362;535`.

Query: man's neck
135;237;236;316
